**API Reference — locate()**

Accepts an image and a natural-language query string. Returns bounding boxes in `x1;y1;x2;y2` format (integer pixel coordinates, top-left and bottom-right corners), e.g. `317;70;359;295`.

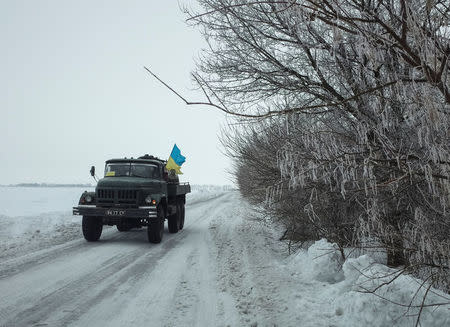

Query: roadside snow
207;200;449;326
0;186;93;262
288;240;450;327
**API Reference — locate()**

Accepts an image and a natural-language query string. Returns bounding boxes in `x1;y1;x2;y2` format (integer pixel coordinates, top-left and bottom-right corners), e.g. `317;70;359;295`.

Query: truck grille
96;189;140;207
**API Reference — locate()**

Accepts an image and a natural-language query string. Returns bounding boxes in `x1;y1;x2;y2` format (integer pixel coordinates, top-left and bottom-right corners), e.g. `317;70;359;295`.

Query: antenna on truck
90;166;98;182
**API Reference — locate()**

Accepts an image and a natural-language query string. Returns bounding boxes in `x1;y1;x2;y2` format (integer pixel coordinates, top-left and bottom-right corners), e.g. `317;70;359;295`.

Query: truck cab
73;155;190;243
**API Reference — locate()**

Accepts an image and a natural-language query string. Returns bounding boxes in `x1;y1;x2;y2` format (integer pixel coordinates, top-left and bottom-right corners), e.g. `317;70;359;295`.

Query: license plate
106;209;125;216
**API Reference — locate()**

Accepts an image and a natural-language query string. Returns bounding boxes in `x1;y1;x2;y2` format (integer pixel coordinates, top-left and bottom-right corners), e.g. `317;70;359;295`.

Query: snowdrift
290;239;450;327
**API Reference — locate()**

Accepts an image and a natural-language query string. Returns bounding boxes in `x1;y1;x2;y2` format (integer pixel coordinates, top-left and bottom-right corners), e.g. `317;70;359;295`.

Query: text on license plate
106;209;125;216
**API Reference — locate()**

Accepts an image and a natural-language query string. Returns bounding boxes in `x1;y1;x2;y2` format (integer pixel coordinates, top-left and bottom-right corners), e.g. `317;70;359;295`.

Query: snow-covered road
0;192;298;327
1;190;448;327
0;192;222;326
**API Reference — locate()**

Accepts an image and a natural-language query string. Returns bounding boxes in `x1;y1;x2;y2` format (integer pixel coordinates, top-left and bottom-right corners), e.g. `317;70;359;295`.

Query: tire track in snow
207;200;301;327
1;244;152;326
0;227;117;279
132;193;233;327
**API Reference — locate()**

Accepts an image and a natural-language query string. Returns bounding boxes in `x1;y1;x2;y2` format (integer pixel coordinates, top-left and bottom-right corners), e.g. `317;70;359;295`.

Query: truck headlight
85;195;93;203
145;195;152;204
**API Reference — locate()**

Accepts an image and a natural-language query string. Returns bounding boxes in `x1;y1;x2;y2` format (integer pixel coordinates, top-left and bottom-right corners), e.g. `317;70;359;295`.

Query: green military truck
73;154;190;243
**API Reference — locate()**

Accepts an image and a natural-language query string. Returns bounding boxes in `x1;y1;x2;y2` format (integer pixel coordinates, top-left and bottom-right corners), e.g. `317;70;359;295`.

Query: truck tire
168;209;179;234
82;216;103;241
179;203;185;230
148;205;164;243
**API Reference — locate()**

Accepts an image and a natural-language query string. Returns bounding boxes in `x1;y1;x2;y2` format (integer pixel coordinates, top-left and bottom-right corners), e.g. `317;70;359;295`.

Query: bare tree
152;0;450;302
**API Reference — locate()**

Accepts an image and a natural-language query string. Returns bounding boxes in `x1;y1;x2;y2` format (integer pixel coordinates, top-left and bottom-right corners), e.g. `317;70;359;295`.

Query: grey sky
1;1;232;185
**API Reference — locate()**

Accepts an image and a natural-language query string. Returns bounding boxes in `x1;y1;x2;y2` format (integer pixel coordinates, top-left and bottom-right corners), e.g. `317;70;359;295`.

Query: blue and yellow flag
166;144;186;175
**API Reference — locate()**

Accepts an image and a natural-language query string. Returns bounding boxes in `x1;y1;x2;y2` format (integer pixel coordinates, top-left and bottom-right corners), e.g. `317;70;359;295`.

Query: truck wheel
148;205;164;243
179;203;185;230
168;209;179;234
82;216;103;241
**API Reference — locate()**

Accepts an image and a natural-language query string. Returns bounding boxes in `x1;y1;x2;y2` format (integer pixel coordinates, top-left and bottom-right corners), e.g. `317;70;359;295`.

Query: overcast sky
1;0;232;185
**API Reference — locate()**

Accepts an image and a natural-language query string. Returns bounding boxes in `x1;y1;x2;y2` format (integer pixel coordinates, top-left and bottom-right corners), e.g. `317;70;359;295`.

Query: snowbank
291;238;344;283
289;239;450;327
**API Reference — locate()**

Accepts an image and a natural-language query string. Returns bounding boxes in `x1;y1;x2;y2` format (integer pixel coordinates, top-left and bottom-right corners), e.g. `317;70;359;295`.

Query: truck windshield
105;163;160;178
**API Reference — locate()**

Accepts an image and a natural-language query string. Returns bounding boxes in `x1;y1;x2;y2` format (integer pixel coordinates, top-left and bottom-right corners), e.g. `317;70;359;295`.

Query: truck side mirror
90;166;96;177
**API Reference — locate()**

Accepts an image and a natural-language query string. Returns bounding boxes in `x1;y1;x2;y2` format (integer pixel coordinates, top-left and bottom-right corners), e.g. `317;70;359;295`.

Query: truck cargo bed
167;182;191;196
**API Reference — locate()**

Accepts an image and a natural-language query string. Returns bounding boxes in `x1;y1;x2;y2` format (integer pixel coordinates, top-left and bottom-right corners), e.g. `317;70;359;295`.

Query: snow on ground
287;240;450;327
208;200;450;327
0;187;448;326
0;186;94;217
0;186;94;262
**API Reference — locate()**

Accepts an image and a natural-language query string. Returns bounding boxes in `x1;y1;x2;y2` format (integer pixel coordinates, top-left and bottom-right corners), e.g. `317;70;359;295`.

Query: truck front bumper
73;205;158;219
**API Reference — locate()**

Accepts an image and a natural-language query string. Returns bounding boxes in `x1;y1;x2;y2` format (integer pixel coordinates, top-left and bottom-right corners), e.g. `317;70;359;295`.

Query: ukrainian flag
166;144;186;174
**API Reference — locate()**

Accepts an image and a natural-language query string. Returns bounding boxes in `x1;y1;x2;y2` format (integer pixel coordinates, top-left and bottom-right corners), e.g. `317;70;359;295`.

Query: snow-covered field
0;186;448;326
0;186;94;263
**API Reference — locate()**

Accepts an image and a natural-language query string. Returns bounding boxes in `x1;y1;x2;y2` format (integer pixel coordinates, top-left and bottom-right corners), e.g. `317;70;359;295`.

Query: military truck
73;154;190;243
